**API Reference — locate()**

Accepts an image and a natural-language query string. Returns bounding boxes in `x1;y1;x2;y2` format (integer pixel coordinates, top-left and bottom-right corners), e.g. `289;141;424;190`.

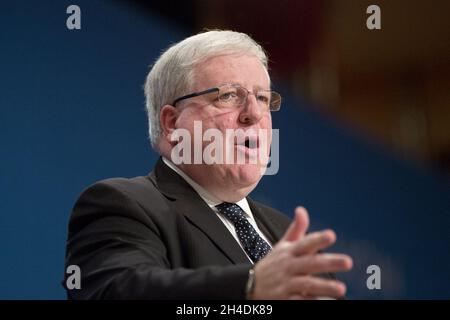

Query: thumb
282;207;310;242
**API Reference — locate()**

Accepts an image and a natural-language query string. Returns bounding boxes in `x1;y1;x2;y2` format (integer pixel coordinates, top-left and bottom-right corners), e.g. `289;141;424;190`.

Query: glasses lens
256;91;271;109
270;92;281;111
216;85;281;111
217;86;246;107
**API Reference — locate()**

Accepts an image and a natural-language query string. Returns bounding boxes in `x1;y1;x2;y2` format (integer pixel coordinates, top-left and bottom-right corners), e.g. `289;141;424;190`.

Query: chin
231;163;264;187
202;163;263;202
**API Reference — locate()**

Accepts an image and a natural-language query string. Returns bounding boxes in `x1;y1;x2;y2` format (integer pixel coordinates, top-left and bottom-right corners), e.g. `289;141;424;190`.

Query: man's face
172;54;273;202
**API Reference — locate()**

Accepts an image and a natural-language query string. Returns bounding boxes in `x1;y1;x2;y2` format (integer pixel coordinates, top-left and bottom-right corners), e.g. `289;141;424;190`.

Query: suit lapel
149;158;249;264
247;198;286;244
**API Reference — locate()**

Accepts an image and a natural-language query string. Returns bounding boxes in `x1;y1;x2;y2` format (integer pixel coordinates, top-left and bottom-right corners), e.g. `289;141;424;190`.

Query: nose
238;93;263;125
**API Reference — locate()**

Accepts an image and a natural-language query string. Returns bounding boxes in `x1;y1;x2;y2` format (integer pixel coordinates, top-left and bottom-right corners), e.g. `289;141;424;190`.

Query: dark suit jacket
64;158;292;299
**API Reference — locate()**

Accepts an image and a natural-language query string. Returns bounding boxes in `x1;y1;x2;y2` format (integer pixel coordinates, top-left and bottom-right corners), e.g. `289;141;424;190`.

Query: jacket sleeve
64;180;250;300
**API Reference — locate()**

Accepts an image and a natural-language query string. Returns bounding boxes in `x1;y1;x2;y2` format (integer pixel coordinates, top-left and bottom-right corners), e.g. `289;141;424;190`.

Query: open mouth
238;136;259;149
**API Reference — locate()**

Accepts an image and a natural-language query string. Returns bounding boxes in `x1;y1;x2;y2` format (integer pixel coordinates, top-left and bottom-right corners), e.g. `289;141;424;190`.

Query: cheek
175;108;210;133
260;114;272;136
210;113;237;133
175;109;194;131
259;116;273;153
261;113;272;128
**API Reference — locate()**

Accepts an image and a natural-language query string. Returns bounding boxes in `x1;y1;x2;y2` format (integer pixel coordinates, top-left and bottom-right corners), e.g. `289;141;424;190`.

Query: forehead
192;54;270;91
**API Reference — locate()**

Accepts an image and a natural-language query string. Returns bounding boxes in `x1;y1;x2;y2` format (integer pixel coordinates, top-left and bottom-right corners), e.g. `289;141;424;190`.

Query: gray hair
144;30;269;148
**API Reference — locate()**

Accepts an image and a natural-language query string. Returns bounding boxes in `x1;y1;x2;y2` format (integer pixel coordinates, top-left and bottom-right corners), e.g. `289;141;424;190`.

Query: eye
219;90;238;101
256;93;270;104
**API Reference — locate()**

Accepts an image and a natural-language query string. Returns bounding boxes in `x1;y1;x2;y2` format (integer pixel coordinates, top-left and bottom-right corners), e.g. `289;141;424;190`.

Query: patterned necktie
216;202;271;263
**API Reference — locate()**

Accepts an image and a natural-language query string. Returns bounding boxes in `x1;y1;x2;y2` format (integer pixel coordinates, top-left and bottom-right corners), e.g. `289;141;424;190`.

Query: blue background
1;1;449;299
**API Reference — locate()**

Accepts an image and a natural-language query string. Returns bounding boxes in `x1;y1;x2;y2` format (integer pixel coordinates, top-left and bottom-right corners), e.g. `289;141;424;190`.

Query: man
64;30;352;299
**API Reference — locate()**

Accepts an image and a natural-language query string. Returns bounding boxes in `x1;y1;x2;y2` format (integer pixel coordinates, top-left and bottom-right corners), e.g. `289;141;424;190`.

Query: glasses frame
172;84;281;111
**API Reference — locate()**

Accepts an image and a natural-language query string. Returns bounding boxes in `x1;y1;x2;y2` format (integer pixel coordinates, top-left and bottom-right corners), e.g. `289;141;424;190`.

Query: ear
159;104;179;142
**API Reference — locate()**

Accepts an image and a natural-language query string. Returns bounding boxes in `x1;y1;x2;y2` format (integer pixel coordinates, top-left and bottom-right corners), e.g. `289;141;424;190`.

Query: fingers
288;276;347;299
282;207;309;242
270;206;351;300
291;253;353;275
291;229;336;255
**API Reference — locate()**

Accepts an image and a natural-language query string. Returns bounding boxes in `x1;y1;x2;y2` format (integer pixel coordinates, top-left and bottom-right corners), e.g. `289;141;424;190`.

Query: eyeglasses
172;84;282;112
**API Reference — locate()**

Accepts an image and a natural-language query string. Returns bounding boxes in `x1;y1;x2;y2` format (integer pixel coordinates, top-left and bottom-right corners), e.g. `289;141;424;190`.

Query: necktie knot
216;202;271;263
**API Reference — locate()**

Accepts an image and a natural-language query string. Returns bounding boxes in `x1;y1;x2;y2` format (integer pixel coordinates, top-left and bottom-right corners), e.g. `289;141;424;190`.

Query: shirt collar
162;157;252;218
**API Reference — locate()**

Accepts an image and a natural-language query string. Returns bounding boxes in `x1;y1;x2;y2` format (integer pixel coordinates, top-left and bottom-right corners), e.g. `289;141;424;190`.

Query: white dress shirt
162;157;272;263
